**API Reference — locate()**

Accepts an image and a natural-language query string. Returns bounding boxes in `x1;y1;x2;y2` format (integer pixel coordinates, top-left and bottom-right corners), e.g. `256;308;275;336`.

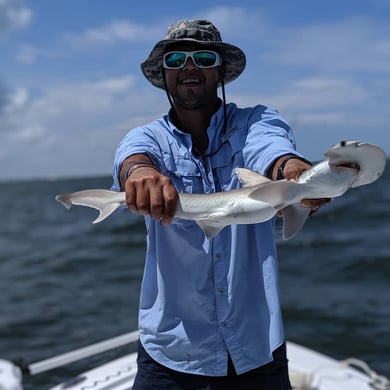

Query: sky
0;0;389;181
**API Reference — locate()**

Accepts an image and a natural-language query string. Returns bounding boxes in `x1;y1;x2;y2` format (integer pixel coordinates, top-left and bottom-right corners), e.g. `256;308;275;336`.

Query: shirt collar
165;100;229;156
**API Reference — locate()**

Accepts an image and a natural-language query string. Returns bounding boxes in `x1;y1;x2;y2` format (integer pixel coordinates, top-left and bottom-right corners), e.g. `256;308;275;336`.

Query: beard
171;83;218;110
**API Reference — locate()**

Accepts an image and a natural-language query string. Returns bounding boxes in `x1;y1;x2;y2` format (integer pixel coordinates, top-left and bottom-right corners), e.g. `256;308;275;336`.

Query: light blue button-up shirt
112;102;301;376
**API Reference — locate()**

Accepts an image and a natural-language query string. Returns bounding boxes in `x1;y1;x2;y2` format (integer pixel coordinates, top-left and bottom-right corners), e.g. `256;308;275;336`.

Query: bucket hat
141;19;246;89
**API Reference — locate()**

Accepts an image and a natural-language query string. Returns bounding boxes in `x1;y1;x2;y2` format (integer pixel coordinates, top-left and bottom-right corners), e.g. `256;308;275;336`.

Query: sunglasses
163;50;222;69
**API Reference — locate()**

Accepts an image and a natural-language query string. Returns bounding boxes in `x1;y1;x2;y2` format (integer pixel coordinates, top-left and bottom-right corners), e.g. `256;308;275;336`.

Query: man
112;19;328;390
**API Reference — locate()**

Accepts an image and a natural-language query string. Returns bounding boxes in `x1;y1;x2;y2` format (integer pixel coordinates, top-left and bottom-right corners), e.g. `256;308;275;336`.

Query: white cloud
0;80;9;112
12;124;45;142
64;19;162;49
39;75;136;114
266;17;390;75
13;18;165;64
283;77;366;110
202;6;258;33
3;86;29;113
0;0;32;36
234;76;366;113
15;44;66;64
0;74;167;179
2;75;138;135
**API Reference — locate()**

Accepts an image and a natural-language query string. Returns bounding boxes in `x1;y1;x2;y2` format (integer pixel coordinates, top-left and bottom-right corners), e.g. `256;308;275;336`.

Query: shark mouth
335;162;361;170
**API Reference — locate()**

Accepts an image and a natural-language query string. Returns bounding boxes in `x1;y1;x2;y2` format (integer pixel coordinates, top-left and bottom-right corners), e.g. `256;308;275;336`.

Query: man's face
163;43;223;110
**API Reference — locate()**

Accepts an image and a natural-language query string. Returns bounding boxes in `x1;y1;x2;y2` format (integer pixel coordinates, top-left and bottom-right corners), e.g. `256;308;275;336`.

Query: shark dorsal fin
236;168;271;188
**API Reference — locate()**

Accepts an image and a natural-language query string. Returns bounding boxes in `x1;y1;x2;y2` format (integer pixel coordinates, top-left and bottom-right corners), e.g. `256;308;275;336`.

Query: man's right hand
120;156;177;225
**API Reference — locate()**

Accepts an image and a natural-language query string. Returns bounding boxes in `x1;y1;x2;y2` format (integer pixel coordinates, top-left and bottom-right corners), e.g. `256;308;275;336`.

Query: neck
171;99;221;153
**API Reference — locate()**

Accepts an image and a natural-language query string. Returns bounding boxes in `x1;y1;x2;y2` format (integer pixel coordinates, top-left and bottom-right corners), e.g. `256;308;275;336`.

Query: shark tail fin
55;189;125;223
282;204;311;239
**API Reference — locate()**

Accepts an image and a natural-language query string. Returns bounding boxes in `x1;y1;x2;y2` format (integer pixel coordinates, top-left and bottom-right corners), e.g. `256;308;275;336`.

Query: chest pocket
161;152;204;194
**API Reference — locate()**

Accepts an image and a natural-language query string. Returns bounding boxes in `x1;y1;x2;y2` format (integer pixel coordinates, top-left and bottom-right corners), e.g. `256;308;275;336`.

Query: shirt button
215;253;222;260
222;321;228;327
218;288;224;294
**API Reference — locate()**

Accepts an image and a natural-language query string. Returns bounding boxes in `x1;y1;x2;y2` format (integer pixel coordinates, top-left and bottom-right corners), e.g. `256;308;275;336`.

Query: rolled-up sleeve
112;125;162;191
243;106;303;175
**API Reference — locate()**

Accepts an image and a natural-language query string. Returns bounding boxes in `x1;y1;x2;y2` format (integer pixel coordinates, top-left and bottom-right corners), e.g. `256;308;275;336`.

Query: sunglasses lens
193;52;218;67
164;52;187;68
164;51;220;69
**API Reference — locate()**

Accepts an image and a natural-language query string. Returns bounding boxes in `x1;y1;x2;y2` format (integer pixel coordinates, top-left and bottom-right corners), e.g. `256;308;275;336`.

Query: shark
56;141;386;240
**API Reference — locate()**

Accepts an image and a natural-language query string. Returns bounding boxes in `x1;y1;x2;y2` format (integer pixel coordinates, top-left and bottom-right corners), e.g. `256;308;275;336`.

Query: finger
127;180;151;215
149;190;164;220
160;184;177;225
309;207;320;216
125;181;138;212
136;189;152;215
301;198;331;208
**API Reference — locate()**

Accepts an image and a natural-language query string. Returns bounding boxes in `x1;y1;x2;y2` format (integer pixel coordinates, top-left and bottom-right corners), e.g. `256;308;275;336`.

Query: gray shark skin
56;141;386;240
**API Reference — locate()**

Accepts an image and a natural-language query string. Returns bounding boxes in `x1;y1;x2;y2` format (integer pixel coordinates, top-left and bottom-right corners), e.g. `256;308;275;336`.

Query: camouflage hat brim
141;38;246;90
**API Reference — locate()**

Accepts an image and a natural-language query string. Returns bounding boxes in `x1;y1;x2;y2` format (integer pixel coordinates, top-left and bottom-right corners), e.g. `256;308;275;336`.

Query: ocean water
0;165;389;389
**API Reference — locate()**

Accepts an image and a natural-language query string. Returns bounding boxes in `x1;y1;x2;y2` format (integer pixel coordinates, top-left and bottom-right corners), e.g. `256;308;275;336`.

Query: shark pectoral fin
236;168;271;188
92;203;121;224
282;204;311;240
196;220;226;240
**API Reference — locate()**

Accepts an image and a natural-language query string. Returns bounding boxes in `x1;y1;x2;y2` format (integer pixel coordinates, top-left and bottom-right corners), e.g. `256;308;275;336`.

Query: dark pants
132;342;292;390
